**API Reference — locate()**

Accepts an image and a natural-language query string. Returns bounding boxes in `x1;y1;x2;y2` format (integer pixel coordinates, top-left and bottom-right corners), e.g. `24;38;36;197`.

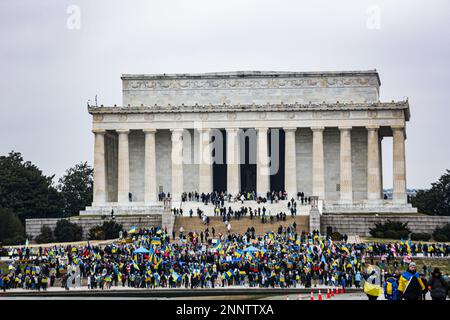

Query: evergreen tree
58;162;93;217
412;170;450;216
0;151;63;222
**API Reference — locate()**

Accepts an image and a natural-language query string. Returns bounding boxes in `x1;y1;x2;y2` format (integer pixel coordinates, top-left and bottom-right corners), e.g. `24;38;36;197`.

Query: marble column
312;127;325;200
144;129;157;204
117;129;130;204
226;128;240;195
198;128;213;194
379;136;384;199
339;126;353;204
367;125;381;204
256;127;269;196
93;129;106;205
284;127;297;198
392;126;407;204
171;129;184;202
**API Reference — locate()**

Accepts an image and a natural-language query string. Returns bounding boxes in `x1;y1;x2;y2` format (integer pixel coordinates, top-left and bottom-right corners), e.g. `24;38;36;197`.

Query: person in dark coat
428;268;449;300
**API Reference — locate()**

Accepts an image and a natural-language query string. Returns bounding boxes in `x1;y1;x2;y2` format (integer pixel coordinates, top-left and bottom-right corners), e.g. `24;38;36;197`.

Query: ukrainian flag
234;249;242;258
226;269;235;278
406;240;412;255
215;241;223;251
151;237;161;245
246;251;253;261
341;246;350;255
128;226;137;234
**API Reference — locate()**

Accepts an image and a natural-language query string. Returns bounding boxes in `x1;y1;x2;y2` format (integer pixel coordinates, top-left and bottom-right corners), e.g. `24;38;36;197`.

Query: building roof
121;70;381;86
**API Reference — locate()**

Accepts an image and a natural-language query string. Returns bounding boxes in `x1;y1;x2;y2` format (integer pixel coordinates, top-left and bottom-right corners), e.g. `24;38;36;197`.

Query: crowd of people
1;225;449;300
160;190;313;206
171;193;305;229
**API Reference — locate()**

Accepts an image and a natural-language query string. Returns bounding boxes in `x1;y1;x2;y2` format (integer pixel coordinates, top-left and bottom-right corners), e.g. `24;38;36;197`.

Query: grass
0;261;9;274
370;257;450;275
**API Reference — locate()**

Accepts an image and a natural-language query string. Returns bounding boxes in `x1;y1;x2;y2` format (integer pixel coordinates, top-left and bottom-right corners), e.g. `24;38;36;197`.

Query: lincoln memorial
82;70;416;216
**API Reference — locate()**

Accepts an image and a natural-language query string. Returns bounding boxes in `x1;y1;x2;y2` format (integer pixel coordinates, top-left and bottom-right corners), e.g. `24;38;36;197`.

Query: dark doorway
269;128;285;192
240;129;256;193
212;129;227;192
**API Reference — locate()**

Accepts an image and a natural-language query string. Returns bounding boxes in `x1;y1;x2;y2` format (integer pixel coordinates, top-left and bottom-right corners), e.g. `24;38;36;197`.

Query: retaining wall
321;214;450;236
26;215;163;240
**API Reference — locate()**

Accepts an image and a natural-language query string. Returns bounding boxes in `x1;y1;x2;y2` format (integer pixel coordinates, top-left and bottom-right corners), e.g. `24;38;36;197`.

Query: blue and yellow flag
128;226;137;234
406;240;412;255
151;237;161;245
246;251;253;261
341;246;350;255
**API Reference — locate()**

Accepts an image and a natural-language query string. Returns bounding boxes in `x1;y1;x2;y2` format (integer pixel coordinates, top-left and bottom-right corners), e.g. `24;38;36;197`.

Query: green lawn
370;257;450;275
0;261;9;274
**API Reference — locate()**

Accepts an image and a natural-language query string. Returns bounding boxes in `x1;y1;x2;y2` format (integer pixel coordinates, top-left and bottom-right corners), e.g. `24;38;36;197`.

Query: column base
339;198;353;206
367;199;383;206
393;195;408;205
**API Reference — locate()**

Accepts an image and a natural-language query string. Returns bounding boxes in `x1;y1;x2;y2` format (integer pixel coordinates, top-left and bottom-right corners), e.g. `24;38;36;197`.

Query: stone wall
105;132;118;202
129;130;145;202
26;215;163;240
321;214;450;236
122;71;380;106
296;128;312;195
183;129;199;192
351;127;368;201
324;128;340;201
156;129;171;194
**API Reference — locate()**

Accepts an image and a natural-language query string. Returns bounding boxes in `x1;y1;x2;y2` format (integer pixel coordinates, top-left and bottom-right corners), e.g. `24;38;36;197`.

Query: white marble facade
85;71;416;215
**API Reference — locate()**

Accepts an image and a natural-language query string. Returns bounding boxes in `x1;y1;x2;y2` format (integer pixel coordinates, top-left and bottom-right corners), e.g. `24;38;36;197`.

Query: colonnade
92;125;408;206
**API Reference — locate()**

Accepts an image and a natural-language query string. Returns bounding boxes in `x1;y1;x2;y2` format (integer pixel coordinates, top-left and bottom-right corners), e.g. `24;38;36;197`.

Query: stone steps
172;216;309;237
174;200;311;217
80;204;164;216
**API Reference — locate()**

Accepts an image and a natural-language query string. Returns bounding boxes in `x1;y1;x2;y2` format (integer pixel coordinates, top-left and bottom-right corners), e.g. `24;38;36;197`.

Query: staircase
173;200;311;217
173;216;309;237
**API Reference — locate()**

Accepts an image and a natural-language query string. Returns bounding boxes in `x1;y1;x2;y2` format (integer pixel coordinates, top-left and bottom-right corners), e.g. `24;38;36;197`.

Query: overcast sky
0;0;449;189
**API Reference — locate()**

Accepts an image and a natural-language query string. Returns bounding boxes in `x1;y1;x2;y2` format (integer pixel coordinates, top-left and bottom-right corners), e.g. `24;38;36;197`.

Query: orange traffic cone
335;287;339;295
318;290;323;301
331;288;335;297
340;287;344;294
310;291;314;301
326;289;331;299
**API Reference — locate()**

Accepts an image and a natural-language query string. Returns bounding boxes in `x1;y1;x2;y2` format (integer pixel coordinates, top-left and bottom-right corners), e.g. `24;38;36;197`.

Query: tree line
0;151;93;244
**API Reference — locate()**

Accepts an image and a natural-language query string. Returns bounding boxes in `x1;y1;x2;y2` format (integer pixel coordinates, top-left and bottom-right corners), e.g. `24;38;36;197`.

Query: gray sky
0;0;449;189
